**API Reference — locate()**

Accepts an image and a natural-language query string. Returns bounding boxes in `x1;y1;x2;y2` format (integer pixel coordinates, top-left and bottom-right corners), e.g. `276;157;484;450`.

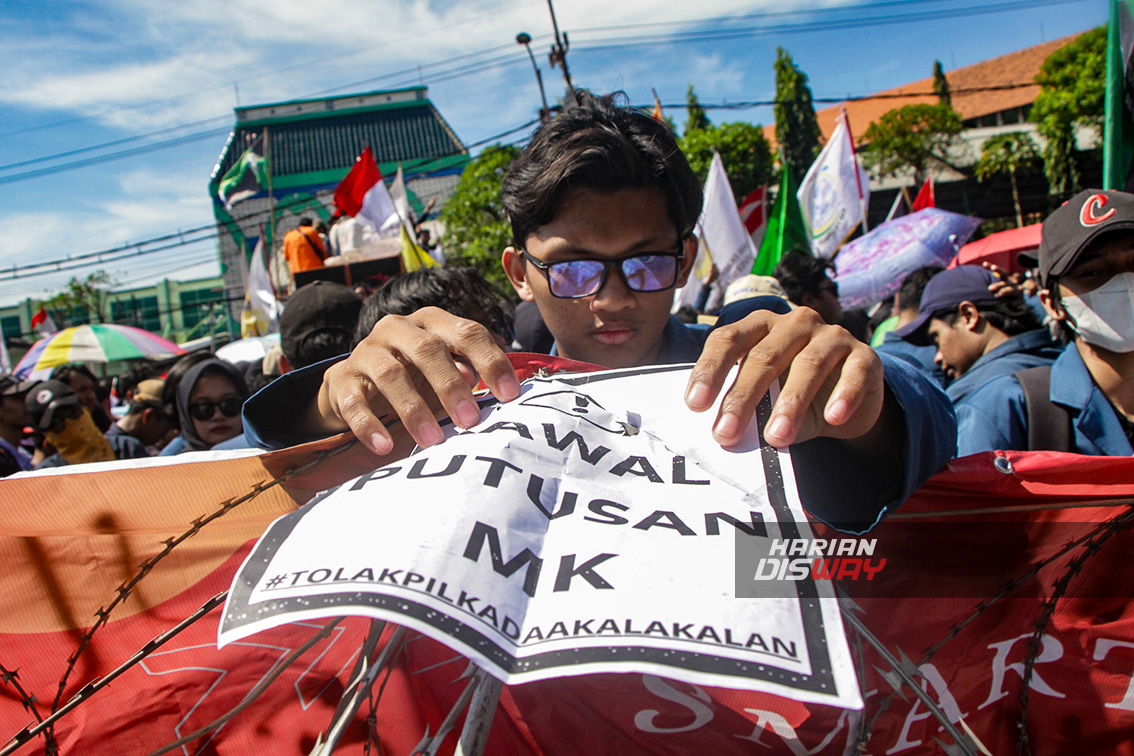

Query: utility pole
544;0;575;107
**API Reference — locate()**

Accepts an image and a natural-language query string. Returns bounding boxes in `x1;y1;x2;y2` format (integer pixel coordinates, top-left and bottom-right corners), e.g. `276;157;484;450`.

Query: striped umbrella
14;324;186;379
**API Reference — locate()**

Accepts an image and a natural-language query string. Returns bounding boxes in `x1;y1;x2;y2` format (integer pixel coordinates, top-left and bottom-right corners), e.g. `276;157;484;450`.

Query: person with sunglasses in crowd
171;359;249;454
244;89;956;532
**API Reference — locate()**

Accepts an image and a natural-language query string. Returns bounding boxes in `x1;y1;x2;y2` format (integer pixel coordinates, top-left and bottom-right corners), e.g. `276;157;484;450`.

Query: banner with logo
3;354;1134;754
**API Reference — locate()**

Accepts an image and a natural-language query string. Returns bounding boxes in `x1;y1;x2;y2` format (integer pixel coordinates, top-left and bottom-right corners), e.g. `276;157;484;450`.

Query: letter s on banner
633;675;714;734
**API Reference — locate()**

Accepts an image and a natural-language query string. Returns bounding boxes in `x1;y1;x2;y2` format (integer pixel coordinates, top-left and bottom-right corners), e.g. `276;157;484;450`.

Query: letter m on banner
464;522;543;597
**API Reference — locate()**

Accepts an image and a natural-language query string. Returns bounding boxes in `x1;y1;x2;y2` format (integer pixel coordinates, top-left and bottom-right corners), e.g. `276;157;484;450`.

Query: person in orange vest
282;217;327;275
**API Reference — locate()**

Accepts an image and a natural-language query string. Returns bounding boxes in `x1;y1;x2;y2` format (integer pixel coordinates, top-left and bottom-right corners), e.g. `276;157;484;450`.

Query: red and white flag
334;146;401;238
30;305;56;336
738;186;768;248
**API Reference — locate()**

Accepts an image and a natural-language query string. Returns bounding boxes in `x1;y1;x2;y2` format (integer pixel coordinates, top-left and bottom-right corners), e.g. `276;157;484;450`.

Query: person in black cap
956;189;1134;456
0;373;36;476
278;281;362;372
894;265;1059;406
26;380;148;468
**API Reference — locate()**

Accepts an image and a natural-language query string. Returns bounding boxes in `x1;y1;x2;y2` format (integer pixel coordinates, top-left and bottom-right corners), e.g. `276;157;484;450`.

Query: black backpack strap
1014;365;1073;452
301;228;326;261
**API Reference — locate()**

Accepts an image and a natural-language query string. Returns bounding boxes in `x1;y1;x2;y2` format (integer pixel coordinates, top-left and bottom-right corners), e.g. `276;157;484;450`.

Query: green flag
1104;0;1134;190
218;136;269;211
753;164;810;276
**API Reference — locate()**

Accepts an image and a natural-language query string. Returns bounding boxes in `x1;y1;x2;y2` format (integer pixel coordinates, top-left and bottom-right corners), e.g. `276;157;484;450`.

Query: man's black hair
932;295;1041;337
501;89;703;247
896;265;945;314
353;267;514;348
299;217;313;226
294;331;354;369
114;363;161;403
773;250;835;305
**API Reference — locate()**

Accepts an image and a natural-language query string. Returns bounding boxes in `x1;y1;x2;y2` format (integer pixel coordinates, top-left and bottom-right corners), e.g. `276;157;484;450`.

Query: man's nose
590;266;636;311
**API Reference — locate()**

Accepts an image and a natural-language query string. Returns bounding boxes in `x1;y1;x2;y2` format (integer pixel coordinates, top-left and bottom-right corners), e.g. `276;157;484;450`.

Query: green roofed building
208;86;469;299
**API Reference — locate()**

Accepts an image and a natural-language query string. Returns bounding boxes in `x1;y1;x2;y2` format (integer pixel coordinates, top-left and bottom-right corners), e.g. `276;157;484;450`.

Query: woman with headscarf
172;359;249;453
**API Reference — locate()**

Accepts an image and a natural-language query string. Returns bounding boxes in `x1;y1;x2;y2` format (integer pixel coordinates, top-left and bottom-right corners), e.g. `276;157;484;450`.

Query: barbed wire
1015;505;1134;756
2;435;361;754
3;433;1131;753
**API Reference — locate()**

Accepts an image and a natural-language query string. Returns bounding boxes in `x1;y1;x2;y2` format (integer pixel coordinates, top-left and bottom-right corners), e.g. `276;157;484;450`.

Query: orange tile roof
764;32;1085;147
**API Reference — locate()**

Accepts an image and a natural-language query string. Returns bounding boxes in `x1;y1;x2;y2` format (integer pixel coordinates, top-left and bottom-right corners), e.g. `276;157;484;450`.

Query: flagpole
841;108;869;234
263;127;278;278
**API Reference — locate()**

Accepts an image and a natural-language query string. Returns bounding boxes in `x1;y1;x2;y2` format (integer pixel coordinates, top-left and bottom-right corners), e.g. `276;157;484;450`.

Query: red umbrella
952;223;1041;274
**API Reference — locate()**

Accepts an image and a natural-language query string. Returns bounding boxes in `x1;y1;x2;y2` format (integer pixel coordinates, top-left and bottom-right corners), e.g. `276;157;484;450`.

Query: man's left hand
684;308;889;450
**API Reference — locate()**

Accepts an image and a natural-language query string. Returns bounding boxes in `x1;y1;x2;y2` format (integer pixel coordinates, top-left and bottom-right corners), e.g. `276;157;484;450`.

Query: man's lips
592;327;635;346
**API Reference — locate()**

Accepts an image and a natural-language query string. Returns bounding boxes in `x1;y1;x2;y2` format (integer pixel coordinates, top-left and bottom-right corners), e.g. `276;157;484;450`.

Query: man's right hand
308;307;522;455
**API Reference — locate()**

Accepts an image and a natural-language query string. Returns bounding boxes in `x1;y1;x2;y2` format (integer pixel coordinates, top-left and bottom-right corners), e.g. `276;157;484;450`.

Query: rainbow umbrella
14;324;186;379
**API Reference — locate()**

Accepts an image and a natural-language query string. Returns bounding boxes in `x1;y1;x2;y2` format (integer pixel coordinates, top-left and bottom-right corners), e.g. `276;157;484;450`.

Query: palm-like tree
974;132;1041;227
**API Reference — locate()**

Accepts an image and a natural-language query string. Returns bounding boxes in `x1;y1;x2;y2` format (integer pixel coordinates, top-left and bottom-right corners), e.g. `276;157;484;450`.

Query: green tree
46;271;116;326
1030;26;1105;199
974;131;1042;227
680;121;775;201
685;85;711;132
439;144;522;291
932;60;951;107
861;103;964;185
773;47;821;184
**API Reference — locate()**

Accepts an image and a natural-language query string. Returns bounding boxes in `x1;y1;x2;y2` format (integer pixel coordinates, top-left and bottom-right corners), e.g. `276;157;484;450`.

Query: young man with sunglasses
244;90;956;531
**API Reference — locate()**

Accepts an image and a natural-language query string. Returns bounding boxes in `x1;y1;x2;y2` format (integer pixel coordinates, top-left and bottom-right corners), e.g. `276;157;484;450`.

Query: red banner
2;427;1133;753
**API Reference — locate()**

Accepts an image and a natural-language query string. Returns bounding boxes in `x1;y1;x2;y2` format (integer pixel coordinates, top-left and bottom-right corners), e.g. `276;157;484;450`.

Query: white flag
359;178;401;239
0;320;10;373
673;152;757;314
796;114;870;259
388;165;412;230
246;238;281;334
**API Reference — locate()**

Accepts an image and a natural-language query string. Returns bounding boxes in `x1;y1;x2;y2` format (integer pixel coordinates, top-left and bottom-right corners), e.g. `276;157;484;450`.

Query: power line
1;0;1082;182
567;0;1089;52
1;119;540;282
0;127;232;185
0;115;233;172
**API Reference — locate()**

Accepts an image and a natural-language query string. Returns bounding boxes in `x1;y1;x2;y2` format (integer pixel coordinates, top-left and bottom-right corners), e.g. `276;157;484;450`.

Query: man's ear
958;301;981;330
1039;288;1067;322
502;246;535;302
674;235;698;287
278;353;292;375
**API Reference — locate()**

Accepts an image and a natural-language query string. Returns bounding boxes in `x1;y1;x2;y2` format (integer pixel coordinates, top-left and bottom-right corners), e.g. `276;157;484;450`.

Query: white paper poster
220;365;861;710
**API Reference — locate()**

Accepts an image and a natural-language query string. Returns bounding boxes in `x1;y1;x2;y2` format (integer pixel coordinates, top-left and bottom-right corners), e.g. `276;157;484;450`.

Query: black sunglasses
188;397;242;422
521;243;684;299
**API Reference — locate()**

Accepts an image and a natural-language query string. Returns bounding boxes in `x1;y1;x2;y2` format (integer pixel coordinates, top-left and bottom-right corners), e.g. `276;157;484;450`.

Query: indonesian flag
334;146;400;238
30;305;56;336
912;176;936;211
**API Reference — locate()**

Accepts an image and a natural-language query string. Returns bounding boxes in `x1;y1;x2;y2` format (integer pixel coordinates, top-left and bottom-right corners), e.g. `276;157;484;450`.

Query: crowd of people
3;90;1133;531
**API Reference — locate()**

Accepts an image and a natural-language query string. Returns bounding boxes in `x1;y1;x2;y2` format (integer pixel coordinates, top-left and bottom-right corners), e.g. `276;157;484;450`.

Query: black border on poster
222;364;836;695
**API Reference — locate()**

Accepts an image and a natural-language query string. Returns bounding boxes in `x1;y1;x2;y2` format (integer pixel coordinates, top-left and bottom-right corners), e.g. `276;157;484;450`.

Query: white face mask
1061;271;1134;353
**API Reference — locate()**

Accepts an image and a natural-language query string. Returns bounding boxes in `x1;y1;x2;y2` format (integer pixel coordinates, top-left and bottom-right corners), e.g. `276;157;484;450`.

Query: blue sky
0;0;1106;308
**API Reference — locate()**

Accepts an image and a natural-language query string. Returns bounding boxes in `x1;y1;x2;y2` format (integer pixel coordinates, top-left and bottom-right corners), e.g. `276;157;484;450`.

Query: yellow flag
400;223;438;272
